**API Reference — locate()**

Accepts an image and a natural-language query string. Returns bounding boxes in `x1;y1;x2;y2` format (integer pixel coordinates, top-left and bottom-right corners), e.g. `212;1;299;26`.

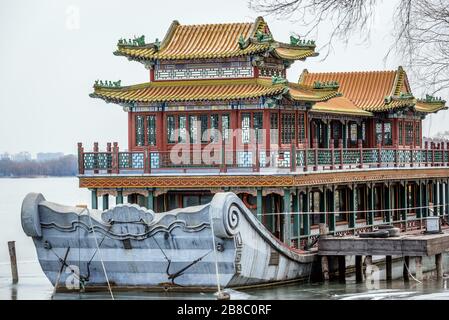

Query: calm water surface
0;177;448;300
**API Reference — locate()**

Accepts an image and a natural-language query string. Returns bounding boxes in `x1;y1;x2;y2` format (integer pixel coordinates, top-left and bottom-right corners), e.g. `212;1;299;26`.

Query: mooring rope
208;213;223;298
85;209;115;300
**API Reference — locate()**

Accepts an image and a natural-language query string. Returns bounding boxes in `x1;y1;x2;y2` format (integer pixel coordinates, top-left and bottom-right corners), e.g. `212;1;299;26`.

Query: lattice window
384;122;392;146
253;112;263;143
376;122;383;145
350;123;358;143
405;122;414;146
399;121;404;145
178;115;187;143
270;113;278;145
135;115;145;147
210;114;219;142
362;122;366;141
146;115;156;146
189;115;198;144
200;114;208;143
221;114;230;141
281;113;295;144
298;113;305;143
167;115;175;144
241;113;250;144
415;121;420;147
332;122;341;141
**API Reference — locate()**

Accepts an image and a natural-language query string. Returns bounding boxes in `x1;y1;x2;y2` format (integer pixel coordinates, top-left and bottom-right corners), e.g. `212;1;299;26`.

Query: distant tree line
0;155;78;177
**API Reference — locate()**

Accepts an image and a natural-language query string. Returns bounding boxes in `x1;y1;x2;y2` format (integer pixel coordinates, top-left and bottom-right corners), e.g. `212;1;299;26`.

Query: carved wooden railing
77;139;449;175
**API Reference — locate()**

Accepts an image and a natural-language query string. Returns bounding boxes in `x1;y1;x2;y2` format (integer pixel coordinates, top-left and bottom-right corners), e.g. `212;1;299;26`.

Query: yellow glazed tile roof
415;100;447;113
273;47;317;60
90;78;339;104
311;97;373;116
114;17;317;61
90;78;286;103
287;83;340;102
299;67;420;112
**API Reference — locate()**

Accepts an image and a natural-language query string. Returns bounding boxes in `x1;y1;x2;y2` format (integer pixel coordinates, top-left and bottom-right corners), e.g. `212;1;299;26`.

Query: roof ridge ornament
418;94;446;103
238;34;248;50
271;75;287;85
397;92;414;99
254;30;273;43
94;80;121;88
290;35;316;48
313;80;339;89
154;38;161;51
118;35;146;47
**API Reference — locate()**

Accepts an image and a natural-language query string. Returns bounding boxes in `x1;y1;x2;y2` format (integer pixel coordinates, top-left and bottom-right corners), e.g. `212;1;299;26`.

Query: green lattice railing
78;143;449;174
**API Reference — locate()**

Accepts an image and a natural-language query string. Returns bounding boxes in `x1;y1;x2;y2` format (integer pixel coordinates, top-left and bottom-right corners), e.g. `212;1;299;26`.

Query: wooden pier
318;229;449;282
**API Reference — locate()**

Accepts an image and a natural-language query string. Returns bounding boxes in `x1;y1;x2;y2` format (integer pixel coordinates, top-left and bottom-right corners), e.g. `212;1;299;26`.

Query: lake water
1;177;449;300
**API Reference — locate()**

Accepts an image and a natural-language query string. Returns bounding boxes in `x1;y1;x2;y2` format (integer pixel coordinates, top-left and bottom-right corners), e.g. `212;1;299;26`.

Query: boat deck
318;228;449;257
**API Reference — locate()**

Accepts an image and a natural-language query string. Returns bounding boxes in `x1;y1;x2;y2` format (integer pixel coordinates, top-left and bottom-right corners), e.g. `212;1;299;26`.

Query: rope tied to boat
84;208;115;300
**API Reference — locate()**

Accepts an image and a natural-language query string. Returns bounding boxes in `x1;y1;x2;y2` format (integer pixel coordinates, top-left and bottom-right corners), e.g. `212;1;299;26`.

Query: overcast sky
1;0;448;156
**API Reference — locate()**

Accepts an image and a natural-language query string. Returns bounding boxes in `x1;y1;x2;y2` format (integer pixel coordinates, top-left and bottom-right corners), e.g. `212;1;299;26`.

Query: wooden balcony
77;140;449;176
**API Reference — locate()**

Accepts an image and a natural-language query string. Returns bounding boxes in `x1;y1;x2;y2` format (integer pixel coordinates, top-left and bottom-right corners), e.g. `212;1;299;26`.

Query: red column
339;139;344;169
358;139;363;169
93;142;99;174
330;139;335;170
263;109;271;168
128;112;134;151
107;142;112;174
112;142;119;174
377;142;382;168
77;142;84;175
156;111;164;151
313;140;318;171
447;142;449;166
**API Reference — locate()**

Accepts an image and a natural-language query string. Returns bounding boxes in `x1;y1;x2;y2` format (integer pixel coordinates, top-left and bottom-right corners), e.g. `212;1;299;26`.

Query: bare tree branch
248;0;449;94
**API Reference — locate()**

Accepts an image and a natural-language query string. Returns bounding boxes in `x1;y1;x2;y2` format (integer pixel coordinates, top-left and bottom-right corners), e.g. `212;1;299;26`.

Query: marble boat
21;192;314;291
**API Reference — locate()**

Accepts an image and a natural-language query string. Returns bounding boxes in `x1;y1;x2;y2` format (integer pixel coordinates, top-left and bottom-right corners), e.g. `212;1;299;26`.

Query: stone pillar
384;183;391;223
256;187;263;222
416;181;422;219
116;189;123;205
102;194;109;210
91;189;98;210
320;186;327;224
283;188;292;246
403;256;410;281
386;255;392;281
436;253;443;279
367;183;374;226
328;186;336;232
349;184;356;228
415;256;423;281
292;190;300;240
338;256;346;282
303;188;310;238
432;181;439;216
402;181;408;222
355;255;363;283
146;188;154;210
423;181;429;217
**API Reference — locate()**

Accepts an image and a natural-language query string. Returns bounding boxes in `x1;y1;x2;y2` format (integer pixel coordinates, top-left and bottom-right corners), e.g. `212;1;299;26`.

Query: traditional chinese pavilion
79;17;448;248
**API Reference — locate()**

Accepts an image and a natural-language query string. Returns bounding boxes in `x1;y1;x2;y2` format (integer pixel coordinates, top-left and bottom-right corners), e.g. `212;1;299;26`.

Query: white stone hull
21;192;314;291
